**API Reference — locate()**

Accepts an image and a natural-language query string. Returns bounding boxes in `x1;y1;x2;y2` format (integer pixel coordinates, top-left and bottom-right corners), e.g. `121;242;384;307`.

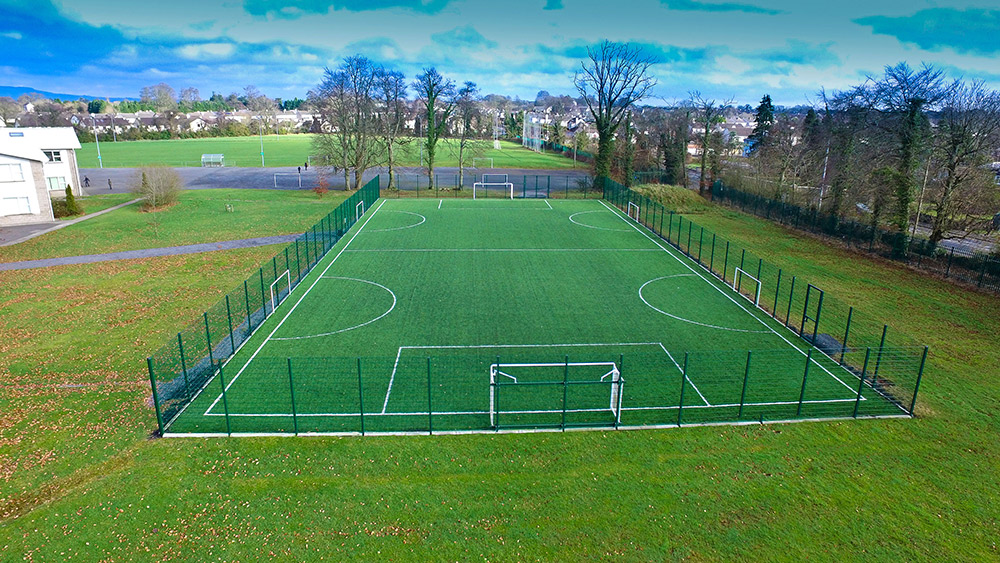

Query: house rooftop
1;127;82;150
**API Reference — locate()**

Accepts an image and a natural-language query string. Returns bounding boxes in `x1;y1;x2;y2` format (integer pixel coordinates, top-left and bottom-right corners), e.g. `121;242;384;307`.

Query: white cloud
177;43;236;59
1;31;23;40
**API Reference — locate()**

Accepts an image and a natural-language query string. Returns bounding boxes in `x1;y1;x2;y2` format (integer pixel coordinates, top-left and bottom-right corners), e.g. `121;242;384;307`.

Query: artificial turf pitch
166;197;906;435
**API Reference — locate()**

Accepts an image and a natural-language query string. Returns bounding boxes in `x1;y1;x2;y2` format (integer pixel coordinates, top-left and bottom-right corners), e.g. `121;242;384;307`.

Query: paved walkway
0;234;300;271
0;198;143;247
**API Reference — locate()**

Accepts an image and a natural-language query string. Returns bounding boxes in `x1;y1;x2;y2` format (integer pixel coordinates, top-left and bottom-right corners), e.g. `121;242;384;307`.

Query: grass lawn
1;185;998;559
0;189;348;263
76;136;580;170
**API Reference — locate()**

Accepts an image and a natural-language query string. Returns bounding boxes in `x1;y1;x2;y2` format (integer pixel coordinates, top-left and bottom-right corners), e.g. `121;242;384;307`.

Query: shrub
64;185;81;215
132;166;183;210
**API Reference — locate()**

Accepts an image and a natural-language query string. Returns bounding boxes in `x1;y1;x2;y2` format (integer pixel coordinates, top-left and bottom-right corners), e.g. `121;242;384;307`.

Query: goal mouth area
489;361;623;429
472;182;515;199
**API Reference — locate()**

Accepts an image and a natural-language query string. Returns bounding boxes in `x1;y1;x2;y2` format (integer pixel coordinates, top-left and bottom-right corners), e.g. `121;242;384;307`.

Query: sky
1;0;999;106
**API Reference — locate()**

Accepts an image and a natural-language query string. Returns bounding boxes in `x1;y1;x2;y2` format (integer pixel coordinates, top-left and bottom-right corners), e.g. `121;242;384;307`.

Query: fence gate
800;284;825;343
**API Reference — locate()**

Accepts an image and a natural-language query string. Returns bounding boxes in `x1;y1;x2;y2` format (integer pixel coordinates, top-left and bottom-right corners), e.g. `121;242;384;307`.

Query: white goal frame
627;202;640;221
273;173;302;188
269;269;291;311
733;267;762;306
472;157;494;169
356;201;365;221
488;361;623;427
473;182;514;199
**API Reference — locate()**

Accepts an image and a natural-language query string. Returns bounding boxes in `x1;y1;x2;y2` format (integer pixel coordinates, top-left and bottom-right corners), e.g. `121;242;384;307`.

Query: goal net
489;361;623;428
274;173;302;189
522;111;544;153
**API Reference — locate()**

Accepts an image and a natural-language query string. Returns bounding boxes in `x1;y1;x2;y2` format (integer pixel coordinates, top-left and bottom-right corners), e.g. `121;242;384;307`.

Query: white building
0;127;82;226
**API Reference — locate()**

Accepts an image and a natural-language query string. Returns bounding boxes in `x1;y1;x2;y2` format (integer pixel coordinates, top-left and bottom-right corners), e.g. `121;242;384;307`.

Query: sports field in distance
165;197;907;435
76;135;580;169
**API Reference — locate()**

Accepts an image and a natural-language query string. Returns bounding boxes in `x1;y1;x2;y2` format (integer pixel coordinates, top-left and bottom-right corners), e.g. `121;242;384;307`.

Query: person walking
108;178;113;191
297;166;301;174
304;161;308;171
83;176;90;187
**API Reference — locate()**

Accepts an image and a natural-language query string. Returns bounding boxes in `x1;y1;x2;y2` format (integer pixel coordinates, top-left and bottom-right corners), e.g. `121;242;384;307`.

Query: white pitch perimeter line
438;199;442;209
599;200;858;394
544;199;552;210
658;343;710;407
205;198;388;416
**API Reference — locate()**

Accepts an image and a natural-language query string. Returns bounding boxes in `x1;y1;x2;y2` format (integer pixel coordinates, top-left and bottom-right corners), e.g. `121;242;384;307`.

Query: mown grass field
76;136;580;170
1;185;998;560
0;189;349;263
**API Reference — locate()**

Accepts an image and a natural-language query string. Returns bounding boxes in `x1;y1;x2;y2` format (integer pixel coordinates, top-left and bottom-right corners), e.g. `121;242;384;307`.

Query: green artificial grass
0;189;348;263
76;136;579;170
1;187;999;560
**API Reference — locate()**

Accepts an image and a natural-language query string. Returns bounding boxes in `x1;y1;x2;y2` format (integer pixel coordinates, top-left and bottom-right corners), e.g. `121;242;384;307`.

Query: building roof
0;144;46;162
1;127;82;150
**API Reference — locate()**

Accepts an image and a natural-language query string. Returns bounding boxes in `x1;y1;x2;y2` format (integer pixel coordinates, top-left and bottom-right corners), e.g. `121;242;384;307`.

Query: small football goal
473;174;514;199
627;202;640;221
733;267;762;306
472;157;494;169
274;173;302;189
489;361;623;428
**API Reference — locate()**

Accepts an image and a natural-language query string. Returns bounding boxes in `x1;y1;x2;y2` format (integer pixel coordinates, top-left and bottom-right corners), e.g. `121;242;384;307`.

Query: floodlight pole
258;120;265;167
92;115;103;169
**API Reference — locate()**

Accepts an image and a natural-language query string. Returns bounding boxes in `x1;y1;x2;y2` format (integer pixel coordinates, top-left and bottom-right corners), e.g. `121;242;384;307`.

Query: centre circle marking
568;210;633;231
271;277;396;340
639;275;771;333
367;211;426;232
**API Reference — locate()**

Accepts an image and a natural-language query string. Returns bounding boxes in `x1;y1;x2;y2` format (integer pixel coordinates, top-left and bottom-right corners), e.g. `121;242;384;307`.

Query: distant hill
0;85;135;102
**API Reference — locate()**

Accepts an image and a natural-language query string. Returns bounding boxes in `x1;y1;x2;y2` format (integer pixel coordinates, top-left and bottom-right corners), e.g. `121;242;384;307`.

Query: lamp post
258;120;265;167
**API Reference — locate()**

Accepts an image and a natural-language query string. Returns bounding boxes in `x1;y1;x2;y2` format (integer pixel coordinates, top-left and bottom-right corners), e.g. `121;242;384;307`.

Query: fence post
686;222;692;254
772;270;782;319
284;247;291;276
225;295;235;354
796;349;813;417
978;255;988;288
756;258;762;280
357;358;365;436
723;242;730;282
709;234;717;272
667;212;674;243
853;348;871;418
218;363;231;436
874;324;888;379
177;333;191;397
272;255;278;282
677;353;689;427
287;358;298;436
258;269;266;315
811;290;825;343
738;351;751;420
840;307;853;365
615;353;624;429
243;280;253;332
294;242;302;279
203;312;215;367
697;227;704;262
659;205;665;237
426;357;433;435
908;346;929;415
739;248;746;272
785;277;796;326
945;248;954;277
146;358;164;435
561;355;569;431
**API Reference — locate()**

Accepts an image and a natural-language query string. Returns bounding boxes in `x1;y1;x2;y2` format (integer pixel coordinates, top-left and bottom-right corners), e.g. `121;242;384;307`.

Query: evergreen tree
747;94;775;154
64;185;81;215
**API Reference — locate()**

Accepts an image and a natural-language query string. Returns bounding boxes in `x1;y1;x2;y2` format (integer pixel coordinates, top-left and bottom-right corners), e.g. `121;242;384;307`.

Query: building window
46;176;67;191
0;163;25;182
43;150;62;162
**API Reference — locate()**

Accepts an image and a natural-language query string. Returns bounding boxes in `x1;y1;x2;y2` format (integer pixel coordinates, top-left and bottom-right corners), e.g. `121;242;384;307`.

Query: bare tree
141;83;177;112
0;96;19;126
454;81;483;189
309;57;379;190
244;85;278;137
690;92;733;197
413;68;456;190
575;40;657;188
926;81;1000;243
374;66;410;191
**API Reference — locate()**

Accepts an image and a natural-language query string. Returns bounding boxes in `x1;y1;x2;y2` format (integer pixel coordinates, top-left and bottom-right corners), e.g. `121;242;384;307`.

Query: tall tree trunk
386;143;396;190
594;132;614;191
699;121;709;196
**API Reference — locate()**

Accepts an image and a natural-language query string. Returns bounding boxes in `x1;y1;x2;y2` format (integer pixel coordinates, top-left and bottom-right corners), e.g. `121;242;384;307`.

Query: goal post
356;200;365;221
269;269;291;312
733;267;762;306
489;361;623;428
273;173;302;189
472;157;494;169
627;202;640;221
473;182;514;199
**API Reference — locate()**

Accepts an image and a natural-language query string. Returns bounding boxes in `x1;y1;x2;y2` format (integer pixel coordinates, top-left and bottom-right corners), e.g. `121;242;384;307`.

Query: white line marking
600;199;858;393
639;276;771;333
568;210;633;231
270;277;396;340
438;199;442;209
381;347;405;414
365;211;426;232
544;198;552;209
345;248;660;253
205;198;387;416
657;342;710;407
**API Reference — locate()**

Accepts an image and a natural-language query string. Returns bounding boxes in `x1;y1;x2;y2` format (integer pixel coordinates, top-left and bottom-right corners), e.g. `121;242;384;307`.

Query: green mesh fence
146;177;381;433
145;177;928;436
